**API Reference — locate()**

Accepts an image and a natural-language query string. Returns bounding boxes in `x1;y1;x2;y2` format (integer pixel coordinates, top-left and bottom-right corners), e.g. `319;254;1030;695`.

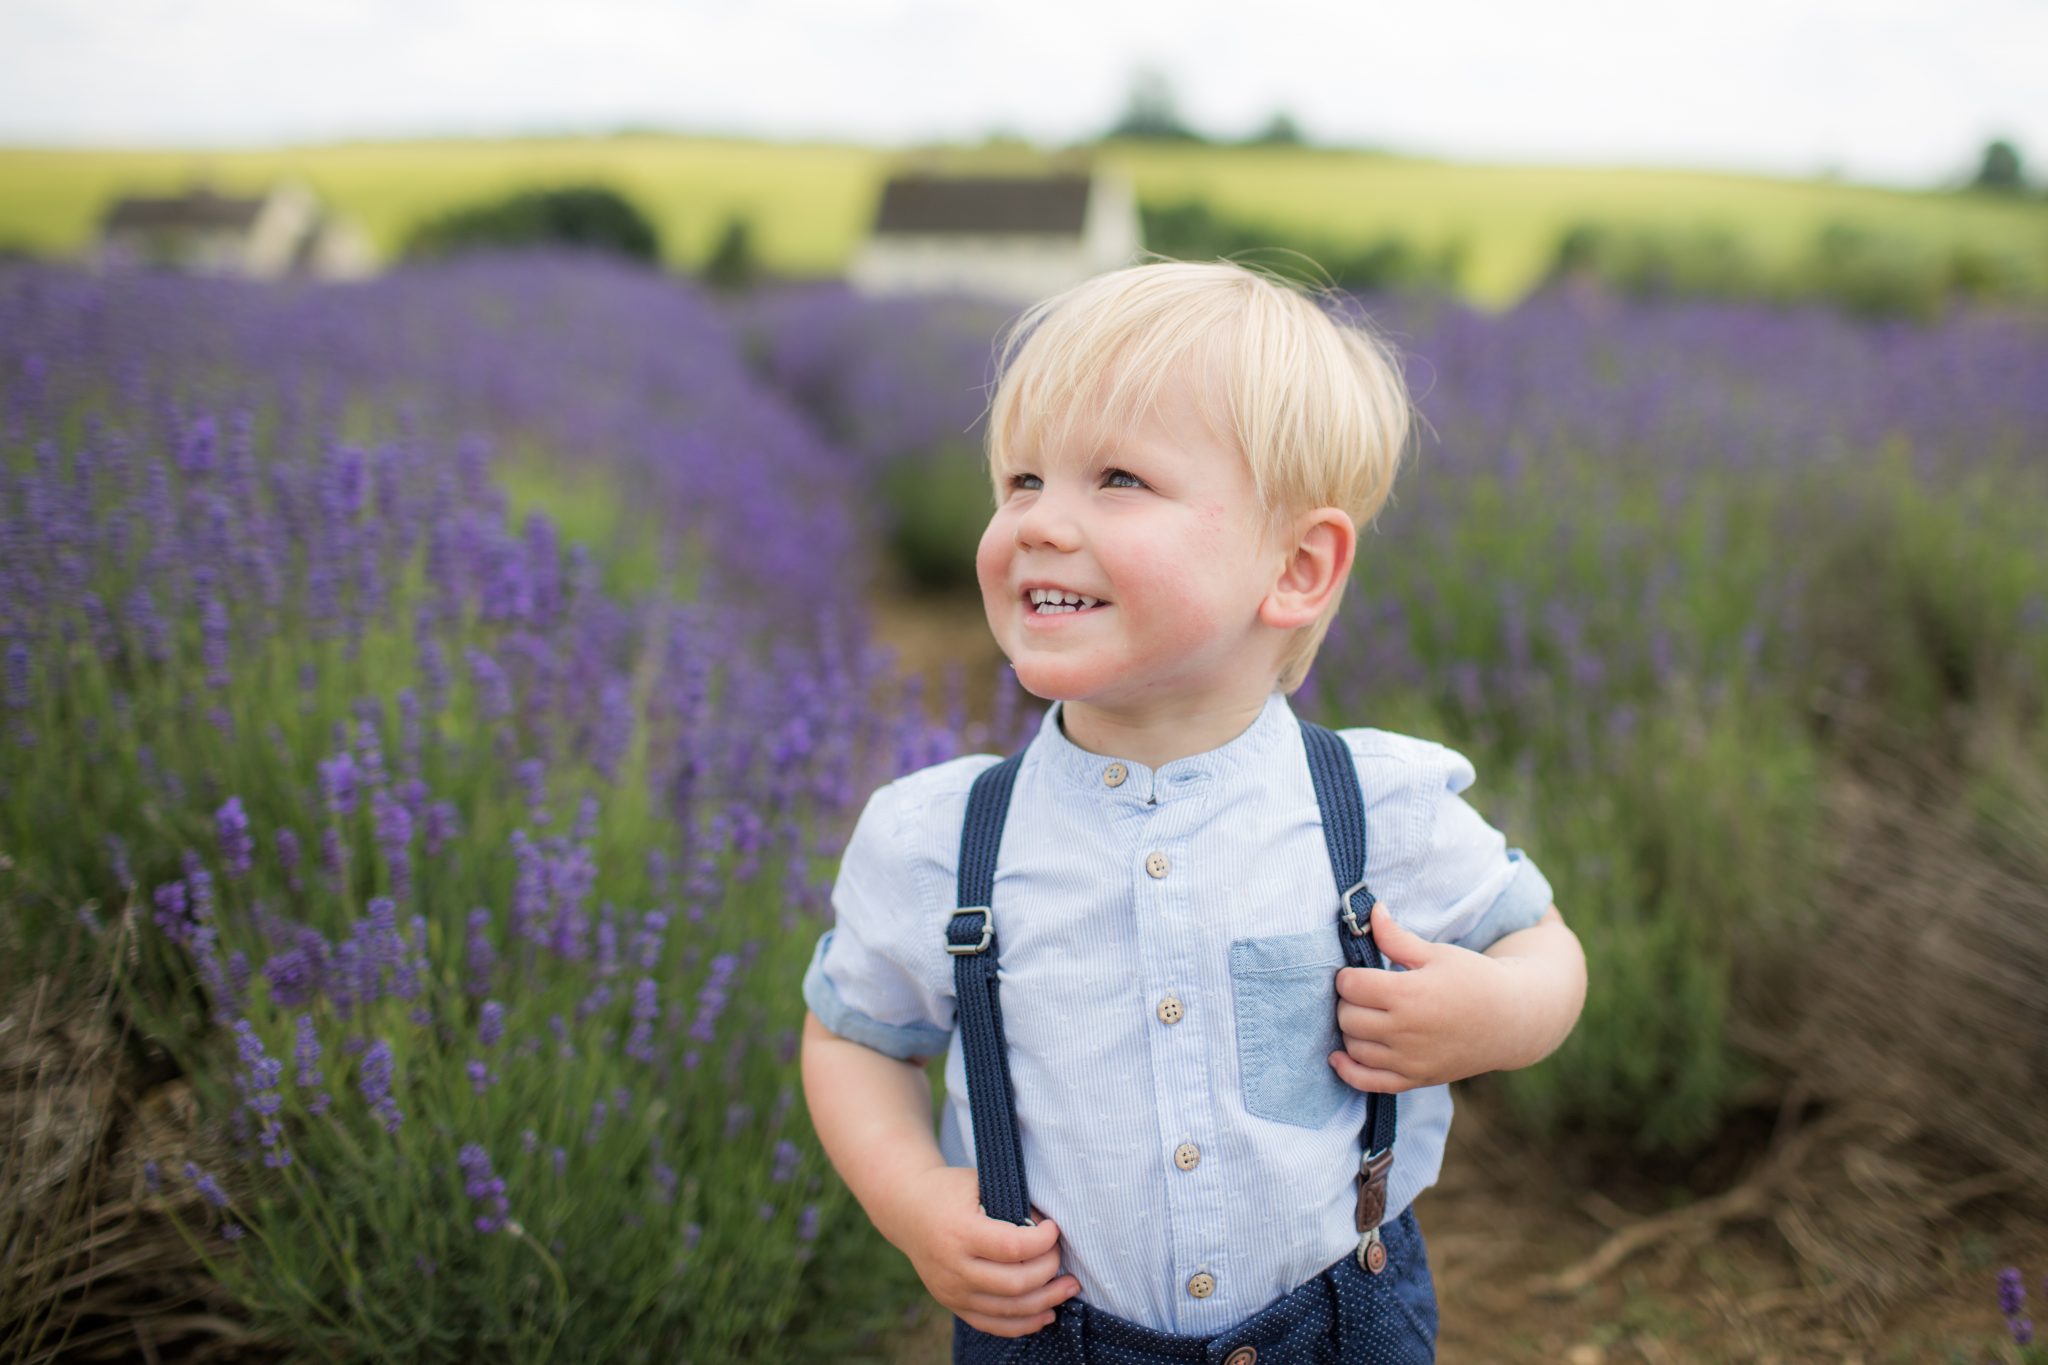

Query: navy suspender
944;752;1032;1226
944;719;1398;1273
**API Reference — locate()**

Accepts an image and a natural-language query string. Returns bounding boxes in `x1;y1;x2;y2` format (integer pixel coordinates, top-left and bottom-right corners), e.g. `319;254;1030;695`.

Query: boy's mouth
1024;586;1111;616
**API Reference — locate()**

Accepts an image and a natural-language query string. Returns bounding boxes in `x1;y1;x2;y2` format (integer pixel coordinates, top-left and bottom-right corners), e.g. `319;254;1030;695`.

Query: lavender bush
5;250;2045;1354
0;253;1009;1359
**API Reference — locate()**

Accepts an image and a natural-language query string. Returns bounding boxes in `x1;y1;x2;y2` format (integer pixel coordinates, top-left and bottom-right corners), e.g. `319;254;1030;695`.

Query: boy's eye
1008;472;1042;492
1104;469;1146;489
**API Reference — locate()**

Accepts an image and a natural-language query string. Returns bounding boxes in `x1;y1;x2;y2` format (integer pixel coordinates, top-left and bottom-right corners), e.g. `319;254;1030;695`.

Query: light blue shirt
803;691;1554;1335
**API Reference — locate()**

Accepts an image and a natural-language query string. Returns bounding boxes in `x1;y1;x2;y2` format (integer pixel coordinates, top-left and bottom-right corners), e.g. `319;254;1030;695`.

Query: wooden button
1156;995;1183;1025
1365;1239;1388;1274
1145;851;1170;879
1102;763;1127;787
1225;1349;1258;1365
1187;1271;1215;1299
1173;1142;1200;1171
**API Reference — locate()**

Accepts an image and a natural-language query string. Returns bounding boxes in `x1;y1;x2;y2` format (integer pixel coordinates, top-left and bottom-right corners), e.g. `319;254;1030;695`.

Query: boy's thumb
1370;901;1432;966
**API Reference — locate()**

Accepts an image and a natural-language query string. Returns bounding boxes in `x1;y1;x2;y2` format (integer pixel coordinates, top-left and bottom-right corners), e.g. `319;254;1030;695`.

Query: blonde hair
982;257;1418;693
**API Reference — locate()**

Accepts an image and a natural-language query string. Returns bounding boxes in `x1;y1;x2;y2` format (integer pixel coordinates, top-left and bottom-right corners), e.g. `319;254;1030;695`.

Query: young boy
800;260;1587;1363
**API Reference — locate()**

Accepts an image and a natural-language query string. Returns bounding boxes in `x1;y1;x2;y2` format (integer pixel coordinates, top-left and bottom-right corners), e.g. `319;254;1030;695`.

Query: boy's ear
1258;507;1355;631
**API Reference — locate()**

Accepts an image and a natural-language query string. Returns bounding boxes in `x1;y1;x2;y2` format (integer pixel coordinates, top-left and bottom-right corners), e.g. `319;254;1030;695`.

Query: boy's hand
1327;901;1532;1092
886;1164;1081;1338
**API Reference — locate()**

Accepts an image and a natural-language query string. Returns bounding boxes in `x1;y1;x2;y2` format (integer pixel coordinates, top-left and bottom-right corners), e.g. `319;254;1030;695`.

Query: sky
2;0;2042;190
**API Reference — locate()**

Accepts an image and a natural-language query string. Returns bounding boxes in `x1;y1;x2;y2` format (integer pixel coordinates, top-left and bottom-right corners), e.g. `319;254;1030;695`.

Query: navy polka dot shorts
951;1204;1438;1364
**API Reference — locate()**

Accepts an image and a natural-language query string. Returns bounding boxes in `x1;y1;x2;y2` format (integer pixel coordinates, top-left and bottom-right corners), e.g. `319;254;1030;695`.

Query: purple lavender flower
467;1059;495;1094
183;1161;230;1208
143;1159;161;1193
358;1039;402;1134
371;789;413;901
2001;1267;2026;1317
771;1140;800;1183
2013;1318;2035;1347
200;596;230;688
509;831;547;946
688;954;739;1045
467;646;513;722
632;910;668;973
215;796;253;879
152;880;192;946
625;978;658;1064
293;1014;331;1114
517;756;548;827
424;800;461;858
275;827;302;892
354;716;387;790
478;999;505;1048
3;642;29;710
797;1204;819;1243
233;1019;291;1169
465;909;497;998
319;751;359;819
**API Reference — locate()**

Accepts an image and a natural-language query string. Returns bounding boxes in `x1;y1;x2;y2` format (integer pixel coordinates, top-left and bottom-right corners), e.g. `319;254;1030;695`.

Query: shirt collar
1028;691;1297;801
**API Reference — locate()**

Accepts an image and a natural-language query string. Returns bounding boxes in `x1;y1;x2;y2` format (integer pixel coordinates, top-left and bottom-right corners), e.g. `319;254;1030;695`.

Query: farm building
846;169;1143;305
96;181;376;281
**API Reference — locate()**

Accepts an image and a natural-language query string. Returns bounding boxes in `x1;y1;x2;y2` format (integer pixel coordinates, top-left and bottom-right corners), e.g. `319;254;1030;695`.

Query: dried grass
1536;698;2048;1339
0;910;276;1364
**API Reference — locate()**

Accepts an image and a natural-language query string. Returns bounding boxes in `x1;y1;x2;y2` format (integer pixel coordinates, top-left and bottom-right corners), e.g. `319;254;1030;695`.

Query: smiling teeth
1028;588;1101;613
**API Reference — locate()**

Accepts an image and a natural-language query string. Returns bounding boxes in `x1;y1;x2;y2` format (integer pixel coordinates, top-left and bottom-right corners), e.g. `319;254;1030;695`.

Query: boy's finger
1341;1036;1401;1071
972;1212;1060;1262
1334;966;1400;1009
962;1273;1081;1318
968;1246;1064;1297
1335;1000;1392;1041
1328;1049;1412;1094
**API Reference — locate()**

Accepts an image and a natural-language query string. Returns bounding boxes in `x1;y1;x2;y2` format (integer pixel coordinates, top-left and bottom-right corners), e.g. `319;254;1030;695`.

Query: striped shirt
802;690;1554;1335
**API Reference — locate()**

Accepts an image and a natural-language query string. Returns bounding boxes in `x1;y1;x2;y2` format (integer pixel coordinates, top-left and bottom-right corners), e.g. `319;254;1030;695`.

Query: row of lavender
730;279;2048;1151
0;256;1008;1360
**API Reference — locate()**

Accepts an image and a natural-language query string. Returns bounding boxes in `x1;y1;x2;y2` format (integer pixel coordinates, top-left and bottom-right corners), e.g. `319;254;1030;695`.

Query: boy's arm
1329;901;1586;1093
799;1012;1080;1337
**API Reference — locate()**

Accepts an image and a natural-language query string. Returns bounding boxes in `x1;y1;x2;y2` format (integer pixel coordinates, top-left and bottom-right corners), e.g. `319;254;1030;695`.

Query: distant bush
1548;217;2042;323
878;441;991;593
700;215;760;293
405;186;661;265
1139;198;1460;294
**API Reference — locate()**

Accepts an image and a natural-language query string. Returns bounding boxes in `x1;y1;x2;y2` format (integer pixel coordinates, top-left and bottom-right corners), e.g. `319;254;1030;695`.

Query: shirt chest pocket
1228;928;1353;1129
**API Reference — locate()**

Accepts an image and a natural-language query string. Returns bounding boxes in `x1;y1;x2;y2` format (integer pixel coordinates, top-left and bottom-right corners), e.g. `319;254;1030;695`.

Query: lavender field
3;253;2046;1361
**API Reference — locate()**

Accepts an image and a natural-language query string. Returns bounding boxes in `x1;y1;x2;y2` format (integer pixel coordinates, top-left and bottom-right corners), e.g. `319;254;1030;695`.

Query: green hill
3;133;2041;308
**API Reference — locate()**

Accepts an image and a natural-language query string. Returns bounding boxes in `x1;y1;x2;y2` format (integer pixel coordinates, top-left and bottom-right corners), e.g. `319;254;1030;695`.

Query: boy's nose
1014;493;1082;551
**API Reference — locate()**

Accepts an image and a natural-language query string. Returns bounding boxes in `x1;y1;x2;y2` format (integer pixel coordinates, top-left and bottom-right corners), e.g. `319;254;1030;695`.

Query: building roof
870;173;1093;236
102;187;267;233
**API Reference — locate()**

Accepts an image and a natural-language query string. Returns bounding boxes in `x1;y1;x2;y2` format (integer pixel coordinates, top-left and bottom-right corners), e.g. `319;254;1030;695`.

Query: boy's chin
1004;657;1107;705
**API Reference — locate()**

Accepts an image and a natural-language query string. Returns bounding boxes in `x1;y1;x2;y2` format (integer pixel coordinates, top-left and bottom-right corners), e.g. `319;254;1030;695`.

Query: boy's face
977;360;1288;716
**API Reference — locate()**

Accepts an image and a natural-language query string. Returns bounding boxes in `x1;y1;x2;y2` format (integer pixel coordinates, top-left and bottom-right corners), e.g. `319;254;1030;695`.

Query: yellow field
3;134;2042;308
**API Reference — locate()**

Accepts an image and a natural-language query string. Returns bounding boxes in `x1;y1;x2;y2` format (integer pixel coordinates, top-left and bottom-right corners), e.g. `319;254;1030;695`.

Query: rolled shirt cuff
1449;850;1555;953
801;929;954;1062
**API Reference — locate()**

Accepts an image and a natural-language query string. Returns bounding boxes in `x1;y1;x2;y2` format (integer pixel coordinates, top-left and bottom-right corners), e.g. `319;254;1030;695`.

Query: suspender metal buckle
1354;1145;1394;1272
946;906;994;955
1339;878;1374;937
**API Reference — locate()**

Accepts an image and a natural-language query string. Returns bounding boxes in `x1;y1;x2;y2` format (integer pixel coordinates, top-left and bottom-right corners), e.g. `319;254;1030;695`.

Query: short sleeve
1392;742;1555;954
801;781;956;1062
